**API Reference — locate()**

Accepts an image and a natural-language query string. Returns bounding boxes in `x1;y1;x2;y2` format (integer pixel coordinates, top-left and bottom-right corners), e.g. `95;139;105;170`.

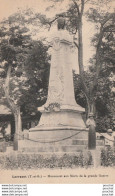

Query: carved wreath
44;102;60;112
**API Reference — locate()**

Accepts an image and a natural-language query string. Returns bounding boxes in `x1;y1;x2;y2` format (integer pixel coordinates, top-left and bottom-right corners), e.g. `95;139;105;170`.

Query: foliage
73;71;87;109
0;11;50;116
101;146;115;167
73;66;115;131
87;8;115;131
95;75;115;131
71;0;115;132
0;15;32;110
20;40;50;115
0;152;93;169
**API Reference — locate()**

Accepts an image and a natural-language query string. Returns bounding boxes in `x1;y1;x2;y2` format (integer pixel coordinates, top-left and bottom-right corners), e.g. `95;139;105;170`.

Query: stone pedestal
19;130;88;153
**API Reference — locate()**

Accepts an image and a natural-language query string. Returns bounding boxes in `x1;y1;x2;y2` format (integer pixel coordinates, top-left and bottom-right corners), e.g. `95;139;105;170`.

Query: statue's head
57;15;65;30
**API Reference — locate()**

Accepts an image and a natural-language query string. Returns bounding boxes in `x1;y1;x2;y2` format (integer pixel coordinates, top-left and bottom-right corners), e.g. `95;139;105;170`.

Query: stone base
30;110;86;131
18;109;88;153
18;130;105;153
18;129;88;153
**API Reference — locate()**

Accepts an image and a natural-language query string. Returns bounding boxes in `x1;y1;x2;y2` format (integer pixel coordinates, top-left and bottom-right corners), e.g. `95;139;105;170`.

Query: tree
73;67;115;133
21;40;50;116
41;0;115;149
86;3;115;134
0;26;31;149
70;0;114;149
0;11;50;150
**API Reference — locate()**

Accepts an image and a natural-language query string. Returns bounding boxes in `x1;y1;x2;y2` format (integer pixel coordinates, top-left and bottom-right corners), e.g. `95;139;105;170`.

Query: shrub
101;146;115;167
0;152;93;170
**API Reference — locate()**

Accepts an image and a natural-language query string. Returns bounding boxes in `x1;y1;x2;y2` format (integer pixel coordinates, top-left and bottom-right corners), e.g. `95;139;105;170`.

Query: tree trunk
86;101;96;150
75;1;96;150
3;65;22;151
76;7;96;149
77;14;89;102
13;107;22;151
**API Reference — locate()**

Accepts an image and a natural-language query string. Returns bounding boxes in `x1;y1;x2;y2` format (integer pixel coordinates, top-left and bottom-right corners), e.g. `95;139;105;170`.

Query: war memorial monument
18;17;88;153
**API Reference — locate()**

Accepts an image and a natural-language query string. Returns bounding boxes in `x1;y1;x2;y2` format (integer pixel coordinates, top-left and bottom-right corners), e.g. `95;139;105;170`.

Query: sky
0;0;113;71
0;0;70;20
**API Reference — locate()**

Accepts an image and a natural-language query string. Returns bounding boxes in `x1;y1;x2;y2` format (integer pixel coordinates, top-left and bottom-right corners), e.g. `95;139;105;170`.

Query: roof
96;132;115;137
0;105;11;115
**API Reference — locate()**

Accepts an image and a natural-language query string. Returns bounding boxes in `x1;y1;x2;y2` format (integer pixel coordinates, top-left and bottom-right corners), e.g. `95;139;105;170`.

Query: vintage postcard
0;0;115;184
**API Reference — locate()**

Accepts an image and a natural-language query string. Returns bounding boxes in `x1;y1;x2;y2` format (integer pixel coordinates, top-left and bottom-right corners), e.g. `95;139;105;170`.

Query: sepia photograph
0;0;115;184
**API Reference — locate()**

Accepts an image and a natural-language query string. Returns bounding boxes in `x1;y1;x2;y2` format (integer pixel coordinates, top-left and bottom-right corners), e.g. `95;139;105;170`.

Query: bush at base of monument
101;146;115;167
0;152;93;169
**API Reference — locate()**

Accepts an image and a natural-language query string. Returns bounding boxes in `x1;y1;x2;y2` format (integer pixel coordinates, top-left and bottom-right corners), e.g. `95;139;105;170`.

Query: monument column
22;17;88;153
35;16;86;129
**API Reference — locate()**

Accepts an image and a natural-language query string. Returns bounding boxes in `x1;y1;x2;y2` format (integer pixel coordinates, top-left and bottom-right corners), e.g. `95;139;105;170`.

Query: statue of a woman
44;16;80;110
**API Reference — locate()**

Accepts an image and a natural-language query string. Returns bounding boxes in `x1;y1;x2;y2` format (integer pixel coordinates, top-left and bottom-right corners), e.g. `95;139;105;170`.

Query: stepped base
18;129;88;153
18;109;88;153
18;129;105;153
